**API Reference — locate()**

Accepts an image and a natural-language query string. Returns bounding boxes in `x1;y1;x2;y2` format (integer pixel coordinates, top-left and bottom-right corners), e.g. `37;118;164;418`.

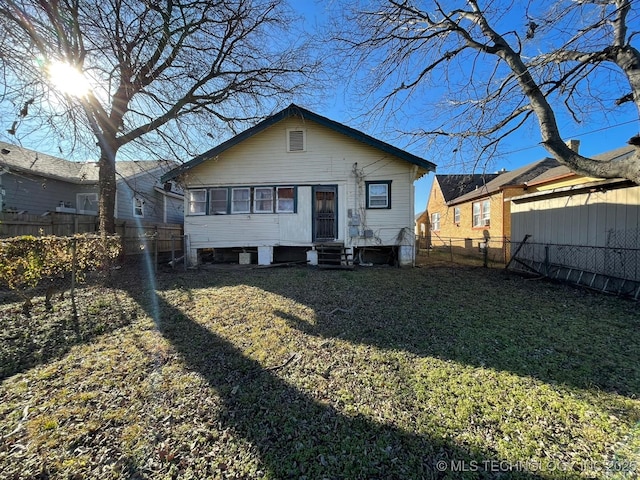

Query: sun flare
47;61;91;97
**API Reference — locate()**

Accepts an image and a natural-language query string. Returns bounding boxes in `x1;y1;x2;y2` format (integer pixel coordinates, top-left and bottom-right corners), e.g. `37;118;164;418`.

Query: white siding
182;118;420;253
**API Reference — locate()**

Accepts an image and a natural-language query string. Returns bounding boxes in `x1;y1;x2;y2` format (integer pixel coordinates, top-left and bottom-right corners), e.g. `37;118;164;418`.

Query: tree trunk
98;145;117;235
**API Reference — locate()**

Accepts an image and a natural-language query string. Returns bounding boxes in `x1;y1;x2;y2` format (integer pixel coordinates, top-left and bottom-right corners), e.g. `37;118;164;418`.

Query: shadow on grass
0;286;135;380
169;265;640;399
128;283;544;479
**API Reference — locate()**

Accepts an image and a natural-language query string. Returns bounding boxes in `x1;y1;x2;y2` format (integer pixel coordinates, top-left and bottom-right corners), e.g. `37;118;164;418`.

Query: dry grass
1;261;639;479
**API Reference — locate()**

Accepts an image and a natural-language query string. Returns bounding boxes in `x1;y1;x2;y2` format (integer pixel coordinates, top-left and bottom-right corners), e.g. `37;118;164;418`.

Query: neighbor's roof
524;144;635;187
435;173;502;203
0;141;177;184
448;158;562;205
161;103;436;182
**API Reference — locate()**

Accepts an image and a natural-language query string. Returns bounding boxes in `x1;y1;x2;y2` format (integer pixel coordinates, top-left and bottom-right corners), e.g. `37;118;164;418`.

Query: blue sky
290;1;640;213
5;0;639;215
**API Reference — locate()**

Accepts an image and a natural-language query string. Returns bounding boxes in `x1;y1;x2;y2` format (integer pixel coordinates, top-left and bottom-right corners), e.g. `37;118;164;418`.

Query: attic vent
287;129;305;152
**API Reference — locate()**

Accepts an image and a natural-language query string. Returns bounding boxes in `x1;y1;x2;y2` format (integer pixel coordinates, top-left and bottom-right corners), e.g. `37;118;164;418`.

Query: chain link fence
508;230;640;299
416;235;508;267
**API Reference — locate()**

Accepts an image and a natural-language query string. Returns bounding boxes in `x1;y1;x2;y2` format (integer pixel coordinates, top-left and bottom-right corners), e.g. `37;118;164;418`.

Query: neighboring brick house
415;210;428;249
426;159;562;260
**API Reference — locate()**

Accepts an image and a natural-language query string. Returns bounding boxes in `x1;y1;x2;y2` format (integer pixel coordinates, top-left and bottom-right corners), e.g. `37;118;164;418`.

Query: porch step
316;243;353;269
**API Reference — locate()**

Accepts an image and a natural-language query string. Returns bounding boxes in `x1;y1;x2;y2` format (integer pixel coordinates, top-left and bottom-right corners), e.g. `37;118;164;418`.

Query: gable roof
524;144;635;187
0;141;177;184
435;174;502;203
161;103;436;182
448;158;562;205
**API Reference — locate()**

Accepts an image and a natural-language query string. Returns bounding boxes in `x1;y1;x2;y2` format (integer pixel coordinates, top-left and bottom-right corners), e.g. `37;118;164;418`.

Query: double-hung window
209;188;228;214
276;186;295;213
188;189;207;215
366;181;392;209
254;187;274;213
133;197;144;218
231;188;251;214
472;199;491;227
454;207;461;224
431;212;440;231
76;193;98;215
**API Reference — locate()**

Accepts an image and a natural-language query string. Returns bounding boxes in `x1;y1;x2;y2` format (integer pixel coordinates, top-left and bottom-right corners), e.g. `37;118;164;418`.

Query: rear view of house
162;104;436;267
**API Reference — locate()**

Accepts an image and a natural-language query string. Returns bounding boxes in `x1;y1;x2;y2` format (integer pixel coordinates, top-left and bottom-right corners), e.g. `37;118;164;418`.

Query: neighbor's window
133;197;144;218
209;188;228;214
231;187;251;213
473;199;491;227
276;186;295;213
431;212;440;231
454;207;461;224
254;187;274;213
76;192;98;214
366;181;392;209
188;189;207;215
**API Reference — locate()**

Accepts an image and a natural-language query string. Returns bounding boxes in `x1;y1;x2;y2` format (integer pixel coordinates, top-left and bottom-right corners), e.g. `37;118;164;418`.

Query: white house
161;104;436;267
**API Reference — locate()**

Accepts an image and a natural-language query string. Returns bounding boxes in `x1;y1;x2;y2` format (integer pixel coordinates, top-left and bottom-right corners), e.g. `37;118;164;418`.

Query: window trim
365;180;392;209
472;199;491;228
253;187;274;213
431;212;441;231
276;186;296;213
133;197;144;218
231;187;251;214
188;189;207;216
76;192;98;215
209;187;229;215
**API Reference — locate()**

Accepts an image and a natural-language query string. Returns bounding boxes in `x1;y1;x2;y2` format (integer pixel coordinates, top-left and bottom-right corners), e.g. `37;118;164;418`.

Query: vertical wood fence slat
0;212;183;255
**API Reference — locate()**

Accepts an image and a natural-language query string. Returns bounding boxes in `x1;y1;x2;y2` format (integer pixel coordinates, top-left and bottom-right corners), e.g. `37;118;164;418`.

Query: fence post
483;242;488;268
544;245;550;276
70;238;78;323
449;239;453;262
154;230;158;273
171;235;176;270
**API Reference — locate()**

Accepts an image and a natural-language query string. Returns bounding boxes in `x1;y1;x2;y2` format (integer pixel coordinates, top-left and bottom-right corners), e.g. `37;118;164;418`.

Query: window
209;188;228;214
254;187;274;213
276;186;295;213
76;193;98;215
366;181;392;209
188;189;206;215
287;129;305;152
473;199;491;227
231;188;250;213
133;197;144;218
431;212;440;231
454;207;461;224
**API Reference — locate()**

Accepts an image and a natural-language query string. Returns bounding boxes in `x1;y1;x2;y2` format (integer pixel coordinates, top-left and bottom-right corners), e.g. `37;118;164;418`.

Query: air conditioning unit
484;219;490;226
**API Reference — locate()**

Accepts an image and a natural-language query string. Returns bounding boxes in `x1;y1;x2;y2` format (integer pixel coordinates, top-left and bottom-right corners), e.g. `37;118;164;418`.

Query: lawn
1;261;639;479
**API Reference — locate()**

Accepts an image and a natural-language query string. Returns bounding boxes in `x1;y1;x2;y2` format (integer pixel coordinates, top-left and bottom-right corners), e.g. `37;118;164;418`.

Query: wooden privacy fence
0;212;183;255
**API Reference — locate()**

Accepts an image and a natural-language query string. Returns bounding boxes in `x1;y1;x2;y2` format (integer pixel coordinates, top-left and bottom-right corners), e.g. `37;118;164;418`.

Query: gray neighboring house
0;141;183;224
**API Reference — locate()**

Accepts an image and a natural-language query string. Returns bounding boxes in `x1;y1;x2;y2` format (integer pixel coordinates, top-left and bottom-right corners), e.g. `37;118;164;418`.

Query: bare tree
332;0;640;182
0;0;317;233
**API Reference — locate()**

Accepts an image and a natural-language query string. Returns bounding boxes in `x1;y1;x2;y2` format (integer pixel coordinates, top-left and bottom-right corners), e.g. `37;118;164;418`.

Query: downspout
163;193;167;224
